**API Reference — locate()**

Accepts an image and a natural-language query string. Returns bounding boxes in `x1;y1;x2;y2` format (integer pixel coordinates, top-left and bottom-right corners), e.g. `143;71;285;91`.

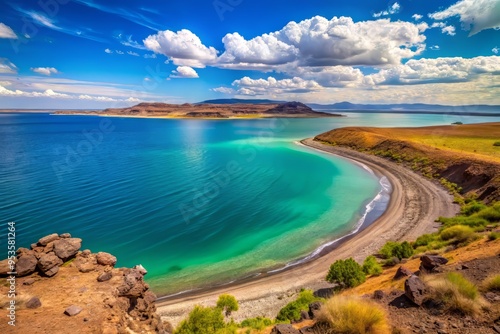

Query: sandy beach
156;138;459;326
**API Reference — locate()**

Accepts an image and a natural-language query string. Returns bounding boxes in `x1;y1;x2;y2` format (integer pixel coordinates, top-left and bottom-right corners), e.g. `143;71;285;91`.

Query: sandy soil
156;138;459;327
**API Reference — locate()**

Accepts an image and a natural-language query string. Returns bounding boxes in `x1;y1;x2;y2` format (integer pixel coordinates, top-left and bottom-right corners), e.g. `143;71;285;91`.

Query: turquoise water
1;112;499;295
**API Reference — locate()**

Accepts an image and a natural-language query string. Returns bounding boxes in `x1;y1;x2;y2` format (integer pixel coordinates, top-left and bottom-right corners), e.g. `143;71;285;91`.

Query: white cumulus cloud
31;67;59;76
232;76;322;95
429;0;500;36
493;47;499;54
170;66;199;78
144;29;218;68
412;14;423;21
0;23;17;39
105;48;113;54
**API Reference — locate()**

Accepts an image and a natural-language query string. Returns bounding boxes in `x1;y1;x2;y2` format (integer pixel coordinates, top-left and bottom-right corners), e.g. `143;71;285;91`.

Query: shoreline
156;138;458;326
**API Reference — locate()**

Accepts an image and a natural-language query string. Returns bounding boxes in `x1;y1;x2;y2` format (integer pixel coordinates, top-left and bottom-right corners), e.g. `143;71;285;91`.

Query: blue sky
0;0;499;108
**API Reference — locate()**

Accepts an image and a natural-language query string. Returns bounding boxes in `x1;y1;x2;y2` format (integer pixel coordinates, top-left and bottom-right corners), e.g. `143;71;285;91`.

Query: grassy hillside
315;122;500;203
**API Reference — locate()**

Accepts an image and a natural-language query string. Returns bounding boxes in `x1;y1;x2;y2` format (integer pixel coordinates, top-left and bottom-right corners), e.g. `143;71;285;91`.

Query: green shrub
439;225;475;244
493;141;500;147
460;201;487;216
413;233;439;248
326;258;366;289
276;290;321;322
475;205;500;222
216;294;239;316
379;241;413;260
446;272;478;300
175;305;228;334
240;317;273;330
317;296;390;334
482;275;500;292
488;232;500;240
362;256;383;276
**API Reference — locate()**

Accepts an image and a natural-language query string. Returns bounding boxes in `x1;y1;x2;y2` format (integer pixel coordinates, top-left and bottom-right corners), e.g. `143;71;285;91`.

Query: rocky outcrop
404;275;428;306
271;324;301;334
420;255;448;273
0;233;167;334
394;266;413;280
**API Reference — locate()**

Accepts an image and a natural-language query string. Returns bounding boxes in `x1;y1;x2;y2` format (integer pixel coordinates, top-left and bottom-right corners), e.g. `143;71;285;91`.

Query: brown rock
97;271;113;282
44;266;60;277
0;259;11;276
373;290;385;300
16;254;38;277
60;233;71;238
43;242;54;253
75;255;97;273
394;266;413;280
81;249;91;257
37;252;63;273
96;252;117;267
16;247;32;256
420;255;448;271
64;305;83;316
117;270;147;297
53;238;81;260
271;324;301;334
133;264;147;275
405;275;427;306
30;243;38;250
308;301;322;319
23;278;36;285
25;297;42;309
38;233;59;246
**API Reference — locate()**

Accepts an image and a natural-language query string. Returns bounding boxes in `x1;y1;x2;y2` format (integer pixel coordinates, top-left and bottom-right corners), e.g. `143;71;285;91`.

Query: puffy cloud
431;22;457;35
494;47;499;54
170;66;199;78
212;87;235;94
126;97;140;103
429;0;500;36
217;32;299;68
232;76;322;95
31;67;59;76
289;66;364;87
366;56;500;85
144;29;218;68
0;23;17;39
373;2;401;18
0;59;17;74
412;14;423;21
270;16;426;66
105;48;113;54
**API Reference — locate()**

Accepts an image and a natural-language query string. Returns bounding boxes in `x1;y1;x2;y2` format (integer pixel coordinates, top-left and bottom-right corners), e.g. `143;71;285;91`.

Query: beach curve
156;138;459;326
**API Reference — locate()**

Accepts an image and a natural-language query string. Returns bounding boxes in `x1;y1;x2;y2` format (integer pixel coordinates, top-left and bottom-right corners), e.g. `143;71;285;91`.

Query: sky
0;0;499;108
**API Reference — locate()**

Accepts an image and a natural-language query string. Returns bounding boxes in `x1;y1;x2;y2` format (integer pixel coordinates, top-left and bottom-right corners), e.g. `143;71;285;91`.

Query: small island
55;101;342;119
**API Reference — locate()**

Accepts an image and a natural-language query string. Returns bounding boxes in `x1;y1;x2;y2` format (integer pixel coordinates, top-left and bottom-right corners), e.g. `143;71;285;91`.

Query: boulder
75;255;97;273
133;264;147;275
64;305;83;316
300;310;310;321
37;252;63;273
373;290;385;300
420;255;448;272
394;266;413;280
0;259;11;276
23;278;36;285
16;254;38;277
96;252;117;267
44;266;60;277
271;324;301;334
97;271;113;282
53;238;82;260
405;275;427;306
25;297;42;309
38;233;59;246
117;270;147;298
308;301;322;319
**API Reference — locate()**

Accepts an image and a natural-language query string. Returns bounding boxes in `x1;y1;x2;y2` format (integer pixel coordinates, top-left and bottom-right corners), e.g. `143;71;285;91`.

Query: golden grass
317;296;390;334
423;272;487;315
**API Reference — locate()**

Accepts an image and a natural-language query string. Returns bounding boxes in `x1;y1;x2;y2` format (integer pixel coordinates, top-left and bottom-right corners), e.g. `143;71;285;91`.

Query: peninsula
54;101;342;119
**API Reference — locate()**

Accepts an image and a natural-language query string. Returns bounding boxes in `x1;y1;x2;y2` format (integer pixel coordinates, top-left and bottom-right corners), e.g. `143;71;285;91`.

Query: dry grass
423;272;487;315
317;296;390;334
0;293;33;310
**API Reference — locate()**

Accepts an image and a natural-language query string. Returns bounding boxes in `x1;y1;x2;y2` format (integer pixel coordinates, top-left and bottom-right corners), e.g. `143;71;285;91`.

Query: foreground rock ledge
0;233;169;334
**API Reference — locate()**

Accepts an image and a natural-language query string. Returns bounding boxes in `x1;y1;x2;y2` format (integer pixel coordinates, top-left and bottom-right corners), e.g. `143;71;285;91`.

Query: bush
326;258;366;289
276;290;321;322
216;294;239;316
413;234;438;248
488;232;500;240
240;317;273;330
482;275;500;292
362;256;383;276
494;141;500;147
317;296;390;334
175;305;228;334
460;201;487;216
424;273;484;315
379;241;413;260
439;225;475;244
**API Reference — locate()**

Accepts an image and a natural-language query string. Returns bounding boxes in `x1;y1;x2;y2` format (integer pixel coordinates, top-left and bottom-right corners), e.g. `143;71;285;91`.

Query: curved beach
156;138;459;326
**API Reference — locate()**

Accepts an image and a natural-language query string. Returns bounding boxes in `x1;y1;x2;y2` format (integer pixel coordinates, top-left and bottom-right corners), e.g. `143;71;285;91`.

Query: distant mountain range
200;99;500;115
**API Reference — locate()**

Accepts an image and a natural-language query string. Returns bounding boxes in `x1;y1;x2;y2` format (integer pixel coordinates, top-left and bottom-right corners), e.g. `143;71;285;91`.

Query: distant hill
200;98;286;104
